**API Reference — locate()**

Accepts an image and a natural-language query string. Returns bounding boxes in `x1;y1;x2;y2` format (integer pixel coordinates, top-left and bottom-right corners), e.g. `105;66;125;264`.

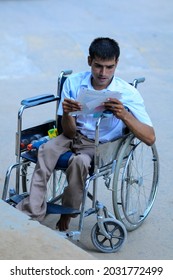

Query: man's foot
56;214;71;231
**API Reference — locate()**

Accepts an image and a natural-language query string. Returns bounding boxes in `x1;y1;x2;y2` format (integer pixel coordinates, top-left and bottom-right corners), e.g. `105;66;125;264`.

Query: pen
69;90;72;99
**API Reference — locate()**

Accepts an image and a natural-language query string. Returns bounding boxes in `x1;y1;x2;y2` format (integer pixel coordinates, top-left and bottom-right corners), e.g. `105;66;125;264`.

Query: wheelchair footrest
5;193;80;216
46;202;80;215
6;193;29;205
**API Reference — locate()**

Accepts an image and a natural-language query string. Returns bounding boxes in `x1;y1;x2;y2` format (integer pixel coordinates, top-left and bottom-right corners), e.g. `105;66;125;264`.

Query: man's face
88;56;118;90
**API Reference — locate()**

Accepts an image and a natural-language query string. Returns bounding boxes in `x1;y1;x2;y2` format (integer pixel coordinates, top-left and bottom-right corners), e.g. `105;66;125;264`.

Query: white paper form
69;87;122;115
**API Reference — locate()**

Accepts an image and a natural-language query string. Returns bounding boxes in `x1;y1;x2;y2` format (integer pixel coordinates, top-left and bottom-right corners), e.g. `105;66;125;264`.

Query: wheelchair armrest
21;94;59;108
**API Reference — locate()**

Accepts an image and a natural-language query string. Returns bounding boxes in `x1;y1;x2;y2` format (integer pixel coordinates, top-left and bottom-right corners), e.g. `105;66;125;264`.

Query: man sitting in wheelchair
16;37;155;231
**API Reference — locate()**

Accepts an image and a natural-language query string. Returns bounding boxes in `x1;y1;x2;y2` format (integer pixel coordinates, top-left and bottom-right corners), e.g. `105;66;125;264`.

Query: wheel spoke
112;135;159;231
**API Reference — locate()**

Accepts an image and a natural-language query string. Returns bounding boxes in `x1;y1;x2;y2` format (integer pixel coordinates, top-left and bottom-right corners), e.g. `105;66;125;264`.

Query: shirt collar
81;72;116;91
81;72;93;89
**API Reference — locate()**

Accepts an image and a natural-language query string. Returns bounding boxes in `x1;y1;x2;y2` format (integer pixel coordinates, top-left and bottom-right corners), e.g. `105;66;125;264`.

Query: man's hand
62;98;82;115
61;98;82;139
104;98;128;119
104;98;155;146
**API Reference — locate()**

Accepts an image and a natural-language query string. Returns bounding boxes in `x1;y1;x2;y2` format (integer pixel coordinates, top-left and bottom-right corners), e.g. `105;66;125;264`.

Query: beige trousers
16;133;95;221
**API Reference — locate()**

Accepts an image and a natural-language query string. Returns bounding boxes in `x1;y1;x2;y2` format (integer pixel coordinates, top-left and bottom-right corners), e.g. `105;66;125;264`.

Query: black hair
89;37;120;60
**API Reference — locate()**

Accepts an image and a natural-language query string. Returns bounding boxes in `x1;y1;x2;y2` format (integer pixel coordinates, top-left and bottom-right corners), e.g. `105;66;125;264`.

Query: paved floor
0;199;95;260
0;0;173;261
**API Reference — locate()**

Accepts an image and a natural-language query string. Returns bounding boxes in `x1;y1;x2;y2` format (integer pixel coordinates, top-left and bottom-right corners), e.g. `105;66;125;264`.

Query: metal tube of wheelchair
94;114;103;172
2;164;16;200
56;72;64;125
15;105;26;194
92;115;104;207
95;115;102;146
56;70;73;127
92;178;99;208
132;77;145;88
78;177;91;232
57;70;73;97
2;162;21;200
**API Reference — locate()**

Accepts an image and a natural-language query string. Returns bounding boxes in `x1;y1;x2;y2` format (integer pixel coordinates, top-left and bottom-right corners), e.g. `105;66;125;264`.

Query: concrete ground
0;0;173;261
0;199;95;260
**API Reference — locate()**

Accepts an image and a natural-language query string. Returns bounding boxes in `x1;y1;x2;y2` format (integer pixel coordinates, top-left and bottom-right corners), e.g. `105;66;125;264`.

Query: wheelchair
1;70;159;253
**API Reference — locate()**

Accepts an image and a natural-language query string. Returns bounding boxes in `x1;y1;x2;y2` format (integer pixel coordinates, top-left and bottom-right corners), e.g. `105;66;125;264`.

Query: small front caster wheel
91;218;127;253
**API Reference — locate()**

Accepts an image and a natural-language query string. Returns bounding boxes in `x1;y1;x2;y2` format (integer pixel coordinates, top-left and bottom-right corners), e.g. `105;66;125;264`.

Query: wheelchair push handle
132;77;145;88
61;70;73;76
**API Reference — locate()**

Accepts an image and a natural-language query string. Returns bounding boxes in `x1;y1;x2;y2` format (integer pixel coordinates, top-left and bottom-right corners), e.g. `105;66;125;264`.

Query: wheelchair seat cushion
55;151;73;169
56;150;94;174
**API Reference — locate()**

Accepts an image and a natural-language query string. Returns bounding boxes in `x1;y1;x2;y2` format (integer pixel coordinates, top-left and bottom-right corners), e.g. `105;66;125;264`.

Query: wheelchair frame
2;70;159;253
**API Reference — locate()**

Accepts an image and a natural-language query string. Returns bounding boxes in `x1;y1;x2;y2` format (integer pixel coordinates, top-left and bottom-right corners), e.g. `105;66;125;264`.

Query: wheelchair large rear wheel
21;160;67;202
112;135;159;231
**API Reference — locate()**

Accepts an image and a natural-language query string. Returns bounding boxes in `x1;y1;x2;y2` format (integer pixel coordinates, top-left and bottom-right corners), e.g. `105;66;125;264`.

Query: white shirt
58;72;152;143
